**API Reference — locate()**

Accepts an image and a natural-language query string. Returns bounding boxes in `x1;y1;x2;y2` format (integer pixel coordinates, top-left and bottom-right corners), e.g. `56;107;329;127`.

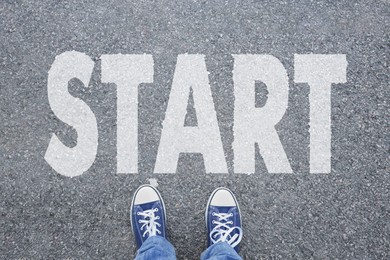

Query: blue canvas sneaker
130;185;167;249
206;187;243;252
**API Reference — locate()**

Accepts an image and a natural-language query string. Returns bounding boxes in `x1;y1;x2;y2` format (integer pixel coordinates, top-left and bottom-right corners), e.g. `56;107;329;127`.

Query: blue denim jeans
135;236;242;260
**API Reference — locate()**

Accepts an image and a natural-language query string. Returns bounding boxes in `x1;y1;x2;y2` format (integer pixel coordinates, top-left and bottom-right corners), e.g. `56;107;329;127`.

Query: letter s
45;51;98;177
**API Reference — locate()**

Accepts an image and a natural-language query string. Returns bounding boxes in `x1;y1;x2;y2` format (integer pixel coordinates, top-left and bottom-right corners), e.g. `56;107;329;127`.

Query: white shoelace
210;212;243;248
137;208;161;238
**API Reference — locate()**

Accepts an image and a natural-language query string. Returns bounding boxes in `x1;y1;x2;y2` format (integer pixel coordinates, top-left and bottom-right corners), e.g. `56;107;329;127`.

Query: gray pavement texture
1;0;389;259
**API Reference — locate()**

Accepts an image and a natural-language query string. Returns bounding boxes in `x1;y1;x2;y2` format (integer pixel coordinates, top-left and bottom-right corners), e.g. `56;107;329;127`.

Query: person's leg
200;242;242;260
130;185;176;260
135;236;176;260
201;188;243;260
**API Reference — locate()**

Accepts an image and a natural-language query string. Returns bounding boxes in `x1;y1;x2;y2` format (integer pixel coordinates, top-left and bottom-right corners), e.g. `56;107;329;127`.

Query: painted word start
45;51;347;177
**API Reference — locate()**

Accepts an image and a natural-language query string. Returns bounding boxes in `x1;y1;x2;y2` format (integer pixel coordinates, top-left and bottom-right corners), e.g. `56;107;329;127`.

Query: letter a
154;55;228;174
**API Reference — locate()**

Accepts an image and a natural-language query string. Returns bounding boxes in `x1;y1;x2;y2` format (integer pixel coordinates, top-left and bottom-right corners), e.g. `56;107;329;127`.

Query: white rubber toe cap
133;185;160;205
210;188;237;207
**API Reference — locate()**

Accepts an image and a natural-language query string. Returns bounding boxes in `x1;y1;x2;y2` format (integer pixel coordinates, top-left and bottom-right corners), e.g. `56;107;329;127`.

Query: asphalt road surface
1;0;389;259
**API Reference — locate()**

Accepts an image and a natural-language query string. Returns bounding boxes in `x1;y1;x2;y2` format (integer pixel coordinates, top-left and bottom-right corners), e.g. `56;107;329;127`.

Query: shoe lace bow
210;212;242;248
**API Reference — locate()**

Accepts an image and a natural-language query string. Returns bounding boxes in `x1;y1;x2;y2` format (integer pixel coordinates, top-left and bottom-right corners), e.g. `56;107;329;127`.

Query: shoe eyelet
154;208;158;212
212;212;215;216
229;213;233;217
212;220;215;224
136;212;141;215
138;220;141;223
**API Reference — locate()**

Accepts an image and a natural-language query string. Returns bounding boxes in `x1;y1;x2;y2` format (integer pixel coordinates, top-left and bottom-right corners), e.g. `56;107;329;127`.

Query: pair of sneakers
130;185;243;252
